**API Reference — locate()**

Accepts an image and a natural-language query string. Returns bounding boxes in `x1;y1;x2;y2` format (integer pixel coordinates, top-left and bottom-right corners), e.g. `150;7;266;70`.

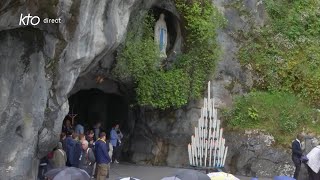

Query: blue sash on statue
160;28;164;51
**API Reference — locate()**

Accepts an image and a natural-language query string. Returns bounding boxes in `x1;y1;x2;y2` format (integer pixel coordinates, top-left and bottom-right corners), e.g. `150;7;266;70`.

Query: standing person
95;132;111;180
79;140;96;176
306;145;320;180
65;130;75;167
86;130;95;148
110;123;123;163
60;132;67;152
65;131;81;167
50;142;67;169
62;118;73;133
93;122;102;141
75;119;84;135
72;133;82;168
292;133;304;179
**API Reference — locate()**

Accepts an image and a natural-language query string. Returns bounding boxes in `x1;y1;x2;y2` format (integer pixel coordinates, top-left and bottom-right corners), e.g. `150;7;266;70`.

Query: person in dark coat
62;118;73;133
292;133;304;179
95;132;111;180
86;130;95;149
79;140;95;176
93;122;102;141
65;131;82;168
72;133;82;168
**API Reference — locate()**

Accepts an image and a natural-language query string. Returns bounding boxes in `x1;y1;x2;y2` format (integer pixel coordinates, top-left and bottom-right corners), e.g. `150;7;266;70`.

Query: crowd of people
38;117;124;180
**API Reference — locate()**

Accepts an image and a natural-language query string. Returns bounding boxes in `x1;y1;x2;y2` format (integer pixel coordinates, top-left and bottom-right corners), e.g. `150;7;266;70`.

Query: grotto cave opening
66;88;129;134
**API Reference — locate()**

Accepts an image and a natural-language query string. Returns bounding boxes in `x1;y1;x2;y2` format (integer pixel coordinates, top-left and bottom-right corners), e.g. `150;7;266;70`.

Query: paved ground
108;163;272;180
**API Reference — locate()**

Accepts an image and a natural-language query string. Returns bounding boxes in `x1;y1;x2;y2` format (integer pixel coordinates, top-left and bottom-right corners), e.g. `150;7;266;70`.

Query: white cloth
306;146;320;173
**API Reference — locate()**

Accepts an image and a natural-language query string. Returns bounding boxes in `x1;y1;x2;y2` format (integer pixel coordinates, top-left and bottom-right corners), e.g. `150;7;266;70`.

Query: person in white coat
306;145;320;180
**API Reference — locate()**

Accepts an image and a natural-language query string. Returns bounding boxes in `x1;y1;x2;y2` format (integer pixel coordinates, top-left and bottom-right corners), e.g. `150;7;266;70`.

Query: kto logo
19;13;40;26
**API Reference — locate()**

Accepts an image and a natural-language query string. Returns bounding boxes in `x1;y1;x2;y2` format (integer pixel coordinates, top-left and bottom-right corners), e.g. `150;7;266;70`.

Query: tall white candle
213;143;217;167
204;98;207;117
216;120;220;138
214;109;218;122
212;98;215;113
208;127;212;141
209;100;212;118
188;144;192;165
204;140;208;167
195;147;198;166
209;139;212;167
208;81;210;99
221;139;225;167
218;128;223;165
222;146;228;167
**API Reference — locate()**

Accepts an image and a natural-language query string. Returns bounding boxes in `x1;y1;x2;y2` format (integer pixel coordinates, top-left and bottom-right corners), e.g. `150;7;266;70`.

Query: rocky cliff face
0;0;311;179
125;0;308;178
0;0;154;179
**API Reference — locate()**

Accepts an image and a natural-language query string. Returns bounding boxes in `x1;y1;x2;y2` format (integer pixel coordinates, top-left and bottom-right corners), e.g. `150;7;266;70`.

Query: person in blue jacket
95;132;111;180
65;131;81;167
110;123;123;163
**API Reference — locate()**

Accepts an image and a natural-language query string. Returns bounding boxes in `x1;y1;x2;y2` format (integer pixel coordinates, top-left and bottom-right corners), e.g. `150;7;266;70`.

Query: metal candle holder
188;81;228;168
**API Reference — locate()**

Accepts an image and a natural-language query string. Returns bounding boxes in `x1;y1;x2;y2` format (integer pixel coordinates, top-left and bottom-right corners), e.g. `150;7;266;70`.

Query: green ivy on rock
238;0;320;107
113;0;225;109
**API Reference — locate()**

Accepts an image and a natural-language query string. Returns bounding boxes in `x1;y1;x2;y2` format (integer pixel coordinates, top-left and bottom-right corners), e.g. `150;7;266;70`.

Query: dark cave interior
67;88;129;133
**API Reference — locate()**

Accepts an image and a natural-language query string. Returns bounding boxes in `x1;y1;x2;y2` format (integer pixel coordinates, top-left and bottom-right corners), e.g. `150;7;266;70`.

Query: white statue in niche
154;13;168;59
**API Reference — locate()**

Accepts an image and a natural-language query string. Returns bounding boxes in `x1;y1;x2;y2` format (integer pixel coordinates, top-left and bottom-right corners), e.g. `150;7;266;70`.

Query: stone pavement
107;163;272;180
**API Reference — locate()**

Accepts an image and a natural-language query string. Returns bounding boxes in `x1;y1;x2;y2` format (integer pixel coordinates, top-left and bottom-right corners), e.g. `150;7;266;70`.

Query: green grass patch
237;0;320;107
223;91;319;146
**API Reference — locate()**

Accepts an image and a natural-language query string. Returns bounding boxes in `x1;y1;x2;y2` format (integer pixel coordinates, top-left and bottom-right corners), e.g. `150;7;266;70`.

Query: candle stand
187;81;228;171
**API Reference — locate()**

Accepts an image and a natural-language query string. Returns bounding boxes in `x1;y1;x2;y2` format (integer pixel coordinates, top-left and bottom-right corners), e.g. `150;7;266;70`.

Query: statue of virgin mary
154;13;167;59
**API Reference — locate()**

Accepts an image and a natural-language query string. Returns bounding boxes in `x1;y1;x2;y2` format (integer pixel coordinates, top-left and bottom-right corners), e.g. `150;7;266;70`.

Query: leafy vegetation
238;0;320;107
225;0;320;146
113;0;225;109
224;91;318;146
